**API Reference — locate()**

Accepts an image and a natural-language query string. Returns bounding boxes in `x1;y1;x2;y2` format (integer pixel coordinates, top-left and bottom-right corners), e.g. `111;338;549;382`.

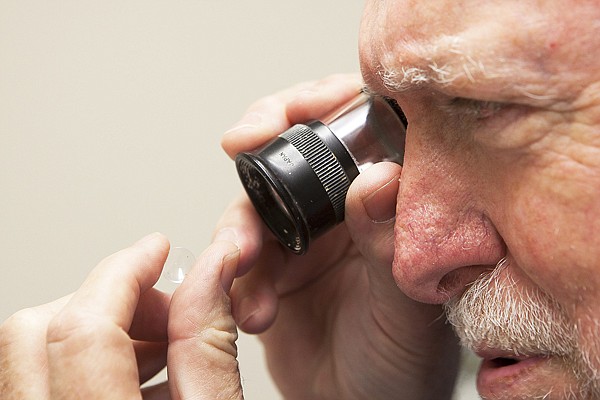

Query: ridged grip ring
281;124;350;222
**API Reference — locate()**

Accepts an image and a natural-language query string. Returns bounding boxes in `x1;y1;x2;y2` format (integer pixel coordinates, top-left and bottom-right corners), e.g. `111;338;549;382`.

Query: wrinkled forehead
362;0;600;103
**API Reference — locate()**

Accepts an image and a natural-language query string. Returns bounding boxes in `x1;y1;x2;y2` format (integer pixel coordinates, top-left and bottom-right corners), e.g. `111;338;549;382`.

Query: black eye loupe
235;92;407;254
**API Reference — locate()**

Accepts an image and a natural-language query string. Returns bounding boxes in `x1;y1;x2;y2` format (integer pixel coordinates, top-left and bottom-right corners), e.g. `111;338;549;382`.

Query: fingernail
237;295;261;328
362;175;400;223
224;112;263;135
213;228;239;247
221;245;241;292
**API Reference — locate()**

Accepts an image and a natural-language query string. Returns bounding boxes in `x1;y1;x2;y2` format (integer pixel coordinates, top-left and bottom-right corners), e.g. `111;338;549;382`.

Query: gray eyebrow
376;34;504;93
371;33;567;110
378;58;490;93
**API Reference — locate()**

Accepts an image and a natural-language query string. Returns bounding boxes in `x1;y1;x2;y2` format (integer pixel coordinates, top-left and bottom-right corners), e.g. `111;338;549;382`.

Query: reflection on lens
236;154;305;253
264;181;301;252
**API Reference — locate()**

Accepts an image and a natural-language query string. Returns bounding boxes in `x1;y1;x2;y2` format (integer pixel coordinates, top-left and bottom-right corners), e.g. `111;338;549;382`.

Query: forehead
361;0;600;105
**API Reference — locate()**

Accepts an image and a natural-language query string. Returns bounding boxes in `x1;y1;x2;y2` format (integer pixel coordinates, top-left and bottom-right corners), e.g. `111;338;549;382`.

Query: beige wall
0;1;478;398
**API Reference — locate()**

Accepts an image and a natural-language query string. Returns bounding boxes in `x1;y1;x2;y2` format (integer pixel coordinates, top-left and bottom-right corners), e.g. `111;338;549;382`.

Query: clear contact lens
163;247;196;284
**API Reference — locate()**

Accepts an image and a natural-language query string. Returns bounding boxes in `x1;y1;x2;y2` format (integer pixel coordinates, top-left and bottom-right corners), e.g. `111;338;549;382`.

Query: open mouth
488;357;520;368
476;350;548;395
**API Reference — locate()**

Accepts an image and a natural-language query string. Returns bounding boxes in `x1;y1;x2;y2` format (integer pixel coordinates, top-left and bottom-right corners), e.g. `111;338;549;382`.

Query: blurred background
0;1;478;398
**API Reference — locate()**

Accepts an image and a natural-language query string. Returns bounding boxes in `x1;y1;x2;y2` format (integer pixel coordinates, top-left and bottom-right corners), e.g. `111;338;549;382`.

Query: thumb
345;162;402;296
167;240;243;400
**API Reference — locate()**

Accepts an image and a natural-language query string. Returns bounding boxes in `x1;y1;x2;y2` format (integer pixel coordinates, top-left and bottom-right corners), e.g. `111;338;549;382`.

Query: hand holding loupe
236;92;407;254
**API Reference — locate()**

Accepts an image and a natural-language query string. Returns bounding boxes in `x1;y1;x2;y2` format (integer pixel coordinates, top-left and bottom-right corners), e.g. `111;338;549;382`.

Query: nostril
437;266;496;300
393;258;502;305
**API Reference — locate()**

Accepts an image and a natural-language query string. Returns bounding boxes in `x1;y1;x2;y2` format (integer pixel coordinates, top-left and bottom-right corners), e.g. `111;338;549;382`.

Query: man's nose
391;143;505;304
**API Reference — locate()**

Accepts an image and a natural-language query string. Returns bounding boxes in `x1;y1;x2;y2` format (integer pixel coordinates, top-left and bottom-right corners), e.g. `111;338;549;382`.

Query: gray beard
443;258;600;399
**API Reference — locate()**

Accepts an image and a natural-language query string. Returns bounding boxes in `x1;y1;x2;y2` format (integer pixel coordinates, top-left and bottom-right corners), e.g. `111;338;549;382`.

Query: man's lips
477;349;535;366
475;349;548;395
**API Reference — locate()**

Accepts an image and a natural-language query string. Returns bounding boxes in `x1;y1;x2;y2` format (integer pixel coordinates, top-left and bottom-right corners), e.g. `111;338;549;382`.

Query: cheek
575;305;600;374
498;169;600;308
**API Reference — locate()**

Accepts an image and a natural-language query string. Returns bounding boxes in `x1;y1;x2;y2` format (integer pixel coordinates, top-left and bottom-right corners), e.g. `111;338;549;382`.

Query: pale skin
3;1;600;399
0;234;244;399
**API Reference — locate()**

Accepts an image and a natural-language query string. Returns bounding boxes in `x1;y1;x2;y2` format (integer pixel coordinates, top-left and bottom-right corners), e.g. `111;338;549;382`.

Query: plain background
0;1;479;398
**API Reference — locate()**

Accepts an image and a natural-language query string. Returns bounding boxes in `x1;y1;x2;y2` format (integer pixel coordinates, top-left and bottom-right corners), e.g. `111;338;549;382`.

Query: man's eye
444;97;506;120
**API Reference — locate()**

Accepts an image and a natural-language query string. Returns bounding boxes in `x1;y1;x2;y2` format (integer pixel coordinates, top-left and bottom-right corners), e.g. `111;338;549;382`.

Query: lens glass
264;183;302;252
237;156;303;253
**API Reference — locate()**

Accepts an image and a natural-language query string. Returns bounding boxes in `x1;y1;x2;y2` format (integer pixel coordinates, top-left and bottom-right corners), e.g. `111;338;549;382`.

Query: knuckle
198;326;239;358
0;308;45;348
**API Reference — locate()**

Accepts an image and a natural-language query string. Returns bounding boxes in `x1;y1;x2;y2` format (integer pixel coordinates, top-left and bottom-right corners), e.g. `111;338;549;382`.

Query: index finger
221;73;362;158
46;233;170;400
54;233;169;331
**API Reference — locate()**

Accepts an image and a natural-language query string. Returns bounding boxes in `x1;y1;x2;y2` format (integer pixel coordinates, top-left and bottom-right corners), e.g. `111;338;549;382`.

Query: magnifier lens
236;92;407;254
236;156;304;252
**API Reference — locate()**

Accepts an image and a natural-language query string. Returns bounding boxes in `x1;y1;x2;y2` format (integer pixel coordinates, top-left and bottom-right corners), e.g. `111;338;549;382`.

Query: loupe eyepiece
235;92;407;254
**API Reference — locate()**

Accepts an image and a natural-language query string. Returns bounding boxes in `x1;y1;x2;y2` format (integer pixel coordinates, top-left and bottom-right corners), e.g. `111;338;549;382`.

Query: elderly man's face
360;1;600;398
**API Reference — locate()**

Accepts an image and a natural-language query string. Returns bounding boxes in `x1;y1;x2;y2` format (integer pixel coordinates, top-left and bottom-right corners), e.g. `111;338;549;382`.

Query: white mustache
443;257;575;358
442;258;600;397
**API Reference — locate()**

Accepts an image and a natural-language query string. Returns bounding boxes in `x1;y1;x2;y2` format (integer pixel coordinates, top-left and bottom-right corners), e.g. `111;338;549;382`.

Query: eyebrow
379;59;563;107
373;34;510;95
368;34;567;109
378;57;491;94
